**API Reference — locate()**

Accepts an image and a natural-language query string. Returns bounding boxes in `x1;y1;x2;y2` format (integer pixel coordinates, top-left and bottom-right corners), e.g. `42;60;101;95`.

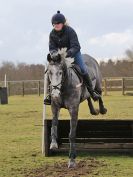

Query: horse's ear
47;53;52;62
57;54;62;63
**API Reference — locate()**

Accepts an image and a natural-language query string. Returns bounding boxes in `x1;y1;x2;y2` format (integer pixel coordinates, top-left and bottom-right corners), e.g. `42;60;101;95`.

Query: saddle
70;63;96;82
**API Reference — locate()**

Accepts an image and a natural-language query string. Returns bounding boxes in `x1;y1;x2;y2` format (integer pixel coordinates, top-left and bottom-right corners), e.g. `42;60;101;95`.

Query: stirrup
44;95;51;105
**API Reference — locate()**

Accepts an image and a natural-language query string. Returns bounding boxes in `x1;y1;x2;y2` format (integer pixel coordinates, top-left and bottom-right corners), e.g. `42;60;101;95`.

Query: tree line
100;48;133;77
0;48;133;81
0;62;45;81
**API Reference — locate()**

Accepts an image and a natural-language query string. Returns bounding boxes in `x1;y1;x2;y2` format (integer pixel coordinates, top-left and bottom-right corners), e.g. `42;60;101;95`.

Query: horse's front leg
68;106;79;168
50;105;60;150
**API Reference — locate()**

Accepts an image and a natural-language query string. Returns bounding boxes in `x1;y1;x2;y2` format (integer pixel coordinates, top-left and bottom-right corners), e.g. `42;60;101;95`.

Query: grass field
0;92;133;177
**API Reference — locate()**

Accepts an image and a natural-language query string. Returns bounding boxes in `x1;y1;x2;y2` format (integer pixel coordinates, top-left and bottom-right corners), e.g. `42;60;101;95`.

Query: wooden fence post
104;78;107;96
38;81;41;96
4;74;7;87
122;78;125;95
22;81;25;96
7;81;10;96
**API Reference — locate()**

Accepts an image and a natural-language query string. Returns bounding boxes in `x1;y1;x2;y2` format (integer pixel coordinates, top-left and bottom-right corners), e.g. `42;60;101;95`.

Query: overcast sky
0;0;133;64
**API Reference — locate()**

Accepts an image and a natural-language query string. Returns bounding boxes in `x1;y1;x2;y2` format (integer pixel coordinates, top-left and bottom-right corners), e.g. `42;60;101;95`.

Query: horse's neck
64;67;81;88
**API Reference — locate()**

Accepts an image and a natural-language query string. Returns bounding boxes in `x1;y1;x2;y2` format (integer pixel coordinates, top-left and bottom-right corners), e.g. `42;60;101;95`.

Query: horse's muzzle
51;89;61;100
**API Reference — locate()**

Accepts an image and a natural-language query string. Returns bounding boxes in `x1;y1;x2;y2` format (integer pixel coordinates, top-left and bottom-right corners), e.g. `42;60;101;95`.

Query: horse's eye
59;71;62;75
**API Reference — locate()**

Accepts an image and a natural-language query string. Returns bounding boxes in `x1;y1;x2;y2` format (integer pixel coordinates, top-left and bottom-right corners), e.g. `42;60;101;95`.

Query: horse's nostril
51;93;60;99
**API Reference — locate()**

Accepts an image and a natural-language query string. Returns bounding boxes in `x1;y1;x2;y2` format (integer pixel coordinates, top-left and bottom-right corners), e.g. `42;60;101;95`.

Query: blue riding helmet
51;11;66;25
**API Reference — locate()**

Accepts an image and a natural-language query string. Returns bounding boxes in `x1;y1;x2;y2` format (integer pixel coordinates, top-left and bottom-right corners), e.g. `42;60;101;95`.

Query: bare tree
125;47;133;61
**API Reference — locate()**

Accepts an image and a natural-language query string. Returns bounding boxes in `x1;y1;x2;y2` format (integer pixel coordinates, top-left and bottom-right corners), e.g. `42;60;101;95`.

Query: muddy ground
25;157;107;177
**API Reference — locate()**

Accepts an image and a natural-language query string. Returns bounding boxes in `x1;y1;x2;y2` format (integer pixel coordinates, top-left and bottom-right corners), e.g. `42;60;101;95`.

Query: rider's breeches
74;51;88;74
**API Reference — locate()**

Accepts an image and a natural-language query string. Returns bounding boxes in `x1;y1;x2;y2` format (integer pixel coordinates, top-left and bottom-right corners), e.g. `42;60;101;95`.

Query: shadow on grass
50;150;133;158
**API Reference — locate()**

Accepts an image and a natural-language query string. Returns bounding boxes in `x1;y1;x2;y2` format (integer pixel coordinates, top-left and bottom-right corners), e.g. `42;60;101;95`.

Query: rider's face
53;23;64;31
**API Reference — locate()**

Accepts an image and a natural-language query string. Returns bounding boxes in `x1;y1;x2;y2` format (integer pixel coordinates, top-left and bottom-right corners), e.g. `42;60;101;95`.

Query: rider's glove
51;51;59;61
66;50;72;58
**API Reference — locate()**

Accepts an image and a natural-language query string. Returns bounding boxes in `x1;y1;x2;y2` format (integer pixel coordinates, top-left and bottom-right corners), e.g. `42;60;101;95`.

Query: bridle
47;63;67;93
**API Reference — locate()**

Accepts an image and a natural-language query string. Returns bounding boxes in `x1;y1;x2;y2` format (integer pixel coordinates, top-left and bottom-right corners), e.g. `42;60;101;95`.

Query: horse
46;48;107;168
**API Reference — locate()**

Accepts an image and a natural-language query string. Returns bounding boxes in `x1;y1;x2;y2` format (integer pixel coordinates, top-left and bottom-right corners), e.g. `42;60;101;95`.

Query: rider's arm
49;32;58;56
66;27;81;58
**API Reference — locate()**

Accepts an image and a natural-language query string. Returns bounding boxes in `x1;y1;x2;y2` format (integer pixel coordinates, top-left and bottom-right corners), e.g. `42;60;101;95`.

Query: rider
44;11;101;105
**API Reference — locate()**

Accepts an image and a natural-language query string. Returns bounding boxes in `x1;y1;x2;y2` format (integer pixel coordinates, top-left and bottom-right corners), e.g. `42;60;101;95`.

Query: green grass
0;92;133;177
46;91;133;119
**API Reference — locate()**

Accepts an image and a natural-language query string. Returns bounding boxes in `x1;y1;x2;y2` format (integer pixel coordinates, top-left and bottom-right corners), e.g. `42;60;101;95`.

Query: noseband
51;82;62;91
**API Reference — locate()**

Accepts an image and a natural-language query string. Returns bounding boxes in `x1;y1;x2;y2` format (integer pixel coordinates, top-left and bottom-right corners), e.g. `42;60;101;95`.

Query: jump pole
42;63;48;155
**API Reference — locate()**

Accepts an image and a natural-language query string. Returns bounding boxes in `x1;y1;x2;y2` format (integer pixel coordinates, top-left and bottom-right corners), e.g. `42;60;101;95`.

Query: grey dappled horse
46;48;107;168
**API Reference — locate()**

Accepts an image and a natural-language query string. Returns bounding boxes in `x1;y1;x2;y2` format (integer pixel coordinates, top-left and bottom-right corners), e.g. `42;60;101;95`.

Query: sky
0;0;133;64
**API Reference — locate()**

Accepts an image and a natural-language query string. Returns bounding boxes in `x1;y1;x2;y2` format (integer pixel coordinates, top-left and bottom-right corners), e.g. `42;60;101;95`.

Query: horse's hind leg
99;97;107;114
87;97;99;115
96;90;107;114
50;105;60;150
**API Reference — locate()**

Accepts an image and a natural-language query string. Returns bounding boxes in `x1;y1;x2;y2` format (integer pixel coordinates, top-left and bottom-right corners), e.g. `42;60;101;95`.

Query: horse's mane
58;48;74;68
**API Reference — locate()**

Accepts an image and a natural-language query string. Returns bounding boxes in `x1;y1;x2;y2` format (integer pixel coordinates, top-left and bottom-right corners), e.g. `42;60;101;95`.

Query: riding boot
83;73;101;101
44;94;51;105
44;78;51;105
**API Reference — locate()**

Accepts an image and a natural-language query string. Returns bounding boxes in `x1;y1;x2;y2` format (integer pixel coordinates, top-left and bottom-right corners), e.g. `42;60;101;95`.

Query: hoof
68;159;76;168
90;109;99;115
50;142;58;150
100;108;107;114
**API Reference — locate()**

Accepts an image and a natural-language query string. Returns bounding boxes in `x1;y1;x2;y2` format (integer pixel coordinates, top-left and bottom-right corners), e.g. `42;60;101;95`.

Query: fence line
0;77;133;96
102;77;133;95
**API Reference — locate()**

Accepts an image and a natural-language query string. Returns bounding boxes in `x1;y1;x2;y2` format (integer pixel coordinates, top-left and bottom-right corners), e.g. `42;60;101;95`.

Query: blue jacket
49;25;81;57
